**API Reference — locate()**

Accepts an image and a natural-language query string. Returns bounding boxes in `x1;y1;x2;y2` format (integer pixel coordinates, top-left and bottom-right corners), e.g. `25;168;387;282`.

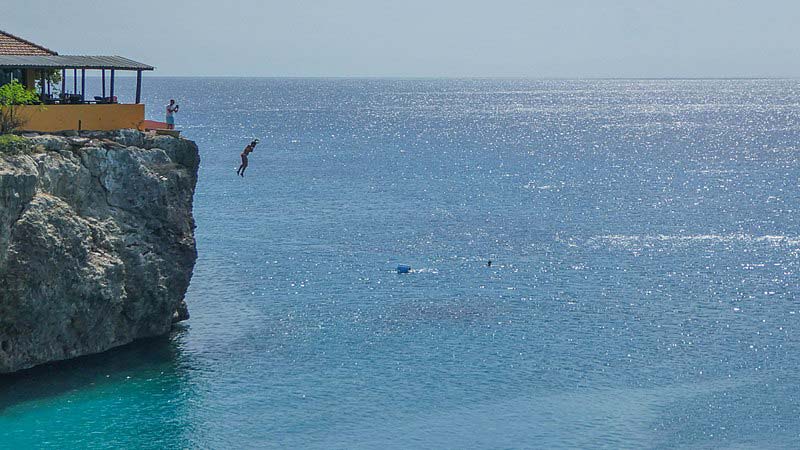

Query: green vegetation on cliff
0;134;33;154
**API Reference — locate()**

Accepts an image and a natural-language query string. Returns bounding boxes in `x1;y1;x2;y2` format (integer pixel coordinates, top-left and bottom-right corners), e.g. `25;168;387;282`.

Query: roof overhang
0;55;154;71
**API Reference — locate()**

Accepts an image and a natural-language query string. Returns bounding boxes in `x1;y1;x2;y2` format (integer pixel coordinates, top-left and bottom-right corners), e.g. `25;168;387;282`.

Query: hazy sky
5;0;800;77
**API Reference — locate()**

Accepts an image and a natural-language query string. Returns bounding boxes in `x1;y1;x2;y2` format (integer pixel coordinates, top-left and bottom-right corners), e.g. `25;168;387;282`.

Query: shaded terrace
0;55;153;104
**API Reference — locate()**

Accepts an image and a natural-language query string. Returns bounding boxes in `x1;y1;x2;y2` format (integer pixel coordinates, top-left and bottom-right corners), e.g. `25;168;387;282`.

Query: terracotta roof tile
0;30;57;56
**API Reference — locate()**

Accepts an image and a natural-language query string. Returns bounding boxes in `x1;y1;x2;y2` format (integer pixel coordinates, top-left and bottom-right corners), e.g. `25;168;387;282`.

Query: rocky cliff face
0;130;199;373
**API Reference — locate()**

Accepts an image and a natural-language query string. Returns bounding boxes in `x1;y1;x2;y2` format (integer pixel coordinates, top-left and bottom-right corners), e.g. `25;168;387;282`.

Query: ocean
1;78;799;448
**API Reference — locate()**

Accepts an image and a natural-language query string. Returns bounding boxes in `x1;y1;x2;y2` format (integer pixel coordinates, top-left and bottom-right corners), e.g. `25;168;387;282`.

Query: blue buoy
396;264;411;274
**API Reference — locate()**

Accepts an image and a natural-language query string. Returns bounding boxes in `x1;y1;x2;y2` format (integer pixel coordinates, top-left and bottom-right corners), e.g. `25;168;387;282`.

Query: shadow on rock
0;327;188;413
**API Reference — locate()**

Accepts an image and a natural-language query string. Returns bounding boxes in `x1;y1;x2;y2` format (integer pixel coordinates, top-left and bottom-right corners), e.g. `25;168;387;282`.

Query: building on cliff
0;29;154;132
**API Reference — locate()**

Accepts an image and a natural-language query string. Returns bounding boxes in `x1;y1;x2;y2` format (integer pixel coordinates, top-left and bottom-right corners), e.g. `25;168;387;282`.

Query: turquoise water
2;79;800;448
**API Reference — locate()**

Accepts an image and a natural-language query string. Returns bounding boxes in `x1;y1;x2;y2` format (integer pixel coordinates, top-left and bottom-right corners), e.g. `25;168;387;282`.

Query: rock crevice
0;130;199;373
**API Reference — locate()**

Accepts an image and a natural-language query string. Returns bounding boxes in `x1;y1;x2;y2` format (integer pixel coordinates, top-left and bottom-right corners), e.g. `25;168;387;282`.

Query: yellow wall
7;104;145;132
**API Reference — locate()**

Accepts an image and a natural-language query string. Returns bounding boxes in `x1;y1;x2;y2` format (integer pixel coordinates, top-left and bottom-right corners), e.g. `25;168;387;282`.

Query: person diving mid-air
237;139;259;177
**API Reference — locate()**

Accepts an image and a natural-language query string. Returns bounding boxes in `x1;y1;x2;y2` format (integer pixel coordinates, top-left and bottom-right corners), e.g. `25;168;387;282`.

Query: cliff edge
0;130;199;373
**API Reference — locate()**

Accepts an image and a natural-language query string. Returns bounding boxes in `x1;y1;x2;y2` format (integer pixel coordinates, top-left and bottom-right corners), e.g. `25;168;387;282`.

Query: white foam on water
522;181;564;190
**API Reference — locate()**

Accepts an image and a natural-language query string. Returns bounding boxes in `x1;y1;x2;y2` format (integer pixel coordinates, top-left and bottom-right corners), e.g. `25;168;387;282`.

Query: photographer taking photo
166;99;180;129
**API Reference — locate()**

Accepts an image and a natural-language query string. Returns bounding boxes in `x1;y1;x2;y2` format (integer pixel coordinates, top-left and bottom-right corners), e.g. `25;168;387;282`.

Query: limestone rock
0;130;199;373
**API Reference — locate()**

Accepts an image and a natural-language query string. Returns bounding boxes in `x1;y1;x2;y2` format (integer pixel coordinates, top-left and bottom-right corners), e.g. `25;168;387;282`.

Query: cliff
0;130;199;373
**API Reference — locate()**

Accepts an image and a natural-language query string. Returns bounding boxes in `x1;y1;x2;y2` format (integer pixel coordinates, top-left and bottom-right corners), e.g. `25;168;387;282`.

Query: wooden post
135;70;142;104
61;69;66;97
102;69;106;97
110;70;115;102
81;69;86;101
40;71;45;97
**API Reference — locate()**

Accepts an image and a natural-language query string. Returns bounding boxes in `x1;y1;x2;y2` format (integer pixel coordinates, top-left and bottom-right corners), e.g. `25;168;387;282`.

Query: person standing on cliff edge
237;139;259;177
166;99;180;130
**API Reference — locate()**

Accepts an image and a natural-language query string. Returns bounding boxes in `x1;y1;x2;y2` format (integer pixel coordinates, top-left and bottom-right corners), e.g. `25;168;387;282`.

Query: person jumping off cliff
237;139;259;177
